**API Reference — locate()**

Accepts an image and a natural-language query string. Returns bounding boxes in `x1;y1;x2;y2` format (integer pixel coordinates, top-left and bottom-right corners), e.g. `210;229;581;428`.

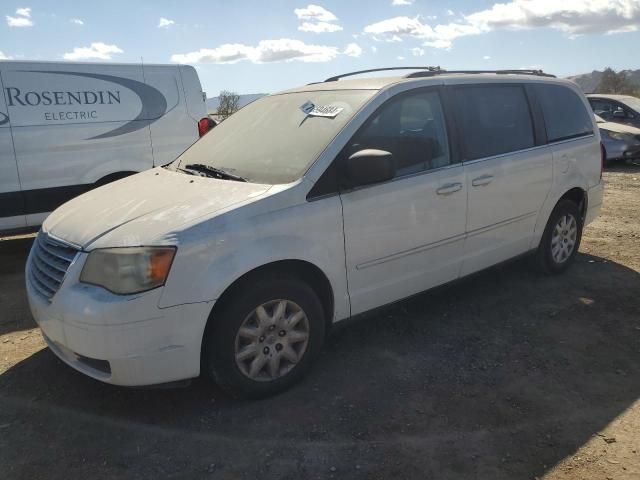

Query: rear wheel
535;199;583;273
203;273;325;398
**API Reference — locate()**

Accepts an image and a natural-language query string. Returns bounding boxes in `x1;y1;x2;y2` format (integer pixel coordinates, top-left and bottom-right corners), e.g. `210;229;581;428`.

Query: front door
0;71;25;231
339;88;467;315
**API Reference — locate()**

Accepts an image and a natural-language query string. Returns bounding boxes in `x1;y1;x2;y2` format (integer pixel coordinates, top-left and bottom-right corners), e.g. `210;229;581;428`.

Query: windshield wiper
183;164;248;182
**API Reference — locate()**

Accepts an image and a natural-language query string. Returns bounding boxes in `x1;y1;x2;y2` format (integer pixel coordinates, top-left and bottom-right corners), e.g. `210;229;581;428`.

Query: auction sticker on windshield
300;100;343;118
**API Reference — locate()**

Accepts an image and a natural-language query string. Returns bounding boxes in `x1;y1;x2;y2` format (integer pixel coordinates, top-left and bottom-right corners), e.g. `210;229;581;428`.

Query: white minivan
26;68;604;398
0;60;209;234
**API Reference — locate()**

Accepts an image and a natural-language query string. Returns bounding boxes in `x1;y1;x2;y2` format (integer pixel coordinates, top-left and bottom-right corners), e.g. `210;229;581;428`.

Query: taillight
600;141;605;180
198;117;212;137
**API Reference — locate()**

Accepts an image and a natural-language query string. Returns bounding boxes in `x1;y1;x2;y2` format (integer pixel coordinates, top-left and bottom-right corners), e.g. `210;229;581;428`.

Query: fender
529;156;590;250
157;193;351;322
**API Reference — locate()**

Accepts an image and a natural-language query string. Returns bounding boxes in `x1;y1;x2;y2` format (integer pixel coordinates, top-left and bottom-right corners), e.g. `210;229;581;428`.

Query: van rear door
0;70;25;232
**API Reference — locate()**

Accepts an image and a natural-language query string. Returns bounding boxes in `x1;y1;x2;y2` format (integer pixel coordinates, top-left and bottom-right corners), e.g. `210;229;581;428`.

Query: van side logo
9;70;168;139
0;112;8;126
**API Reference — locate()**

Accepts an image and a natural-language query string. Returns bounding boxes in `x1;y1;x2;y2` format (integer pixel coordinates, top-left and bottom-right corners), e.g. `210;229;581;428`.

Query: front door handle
436;182;463;195
471;174;494;187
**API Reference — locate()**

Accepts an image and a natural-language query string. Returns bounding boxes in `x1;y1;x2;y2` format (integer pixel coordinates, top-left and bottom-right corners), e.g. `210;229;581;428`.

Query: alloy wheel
234;299;310;382
551;214;578;264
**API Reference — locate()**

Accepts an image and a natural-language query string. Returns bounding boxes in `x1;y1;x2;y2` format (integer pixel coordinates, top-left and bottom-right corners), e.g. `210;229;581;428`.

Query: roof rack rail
322;67;555;83
405;69;556;78
324;66;441;82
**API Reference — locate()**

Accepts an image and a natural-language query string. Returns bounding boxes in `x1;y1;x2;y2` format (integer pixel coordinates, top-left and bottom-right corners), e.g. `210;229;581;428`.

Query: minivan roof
278;72;574;95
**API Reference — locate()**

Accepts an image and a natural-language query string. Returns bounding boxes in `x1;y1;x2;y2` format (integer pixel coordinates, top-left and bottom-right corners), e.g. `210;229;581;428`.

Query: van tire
203;273;325;399
535;199;583;274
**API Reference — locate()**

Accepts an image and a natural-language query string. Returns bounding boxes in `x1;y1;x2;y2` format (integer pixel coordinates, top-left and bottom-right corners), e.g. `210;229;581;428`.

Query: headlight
606;130;633;141
80;246;176;294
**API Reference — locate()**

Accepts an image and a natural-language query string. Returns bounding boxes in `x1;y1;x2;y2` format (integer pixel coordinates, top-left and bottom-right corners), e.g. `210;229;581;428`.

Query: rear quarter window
535;84;593;142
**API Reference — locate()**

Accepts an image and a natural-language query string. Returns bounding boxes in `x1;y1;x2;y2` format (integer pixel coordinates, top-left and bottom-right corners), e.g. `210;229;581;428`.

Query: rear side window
536;84;593;142
454;85;535;160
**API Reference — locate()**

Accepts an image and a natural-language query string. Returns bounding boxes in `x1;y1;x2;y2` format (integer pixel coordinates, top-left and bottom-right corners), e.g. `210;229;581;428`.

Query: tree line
595;68;640;96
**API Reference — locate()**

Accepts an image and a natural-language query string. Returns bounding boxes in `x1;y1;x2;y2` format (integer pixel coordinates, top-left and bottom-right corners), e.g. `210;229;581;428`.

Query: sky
1;0;640;96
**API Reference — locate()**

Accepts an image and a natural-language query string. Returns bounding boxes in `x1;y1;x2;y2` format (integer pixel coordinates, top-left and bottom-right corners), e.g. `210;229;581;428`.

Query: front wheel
535;199;583;273
203;273;325;398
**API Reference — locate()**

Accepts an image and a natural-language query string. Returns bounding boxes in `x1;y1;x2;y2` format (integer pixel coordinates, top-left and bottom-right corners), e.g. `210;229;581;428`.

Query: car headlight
80;246;176;294
606;130;633;141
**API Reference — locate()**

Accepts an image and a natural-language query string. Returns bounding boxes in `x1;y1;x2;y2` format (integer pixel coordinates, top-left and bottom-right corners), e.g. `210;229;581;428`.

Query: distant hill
206;93;266;114
567;69;640;93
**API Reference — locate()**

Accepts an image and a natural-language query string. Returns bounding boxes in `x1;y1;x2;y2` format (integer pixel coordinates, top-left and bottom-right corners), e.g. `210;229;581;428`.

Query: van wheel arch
558;187;587;221
208;260;334;330
94;171;138;187
200;260;335;365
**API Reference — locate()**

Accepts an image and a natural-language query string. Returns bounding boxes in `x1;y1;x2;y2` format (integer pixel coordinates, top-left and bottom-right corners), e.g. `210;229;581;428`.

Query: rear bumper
585;181;604;226
26;260;213;386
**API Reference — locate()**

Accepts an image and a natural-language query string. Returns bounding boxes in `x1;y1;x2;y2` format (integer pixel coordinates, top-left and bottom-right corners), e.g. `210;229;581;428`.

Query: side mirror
345;149;395;188
613;109;626;118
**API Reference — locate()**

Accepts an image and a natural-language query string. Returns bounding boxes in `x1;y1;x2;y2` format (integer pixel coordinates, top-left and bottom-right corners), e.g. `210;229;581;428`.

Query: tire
535;199;583;274
203;273;325;399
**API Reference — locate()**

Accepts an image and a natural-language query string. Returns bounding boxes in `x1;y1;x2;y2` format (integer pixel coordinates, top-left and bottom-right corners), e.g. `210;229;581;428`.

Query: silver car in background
588;94;640;129
595;114;640;166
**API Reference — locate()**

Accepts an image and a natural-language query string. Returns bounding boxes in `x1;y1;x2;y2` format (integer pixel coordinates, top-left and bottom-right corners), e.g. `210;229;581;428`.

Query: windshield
172;90;376;184
622;96;640;112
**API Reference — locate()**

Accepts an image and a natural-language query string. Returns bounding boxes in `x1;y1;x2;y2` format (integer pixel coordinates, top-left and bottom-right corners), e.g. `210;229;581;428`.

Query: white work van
0;61;209;233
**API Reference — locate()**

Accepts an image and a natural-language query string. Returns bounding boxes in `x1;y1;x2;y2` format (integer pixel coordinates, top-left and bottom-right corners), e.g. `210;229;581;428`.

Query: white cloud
446;9;455;16
364;16;426;36
364;0;640;50
371;45;378;53
6;7;33;27
294;4;337;22
392;0;413;5
299;21;342;32
158;17;174;28
411;47;425;56
483;55;491;60
0;51;12;60
171;39;339;64
295;4;341;33
397;56;405;60
70;18;84;25
344;43;363;57
63;42;124;61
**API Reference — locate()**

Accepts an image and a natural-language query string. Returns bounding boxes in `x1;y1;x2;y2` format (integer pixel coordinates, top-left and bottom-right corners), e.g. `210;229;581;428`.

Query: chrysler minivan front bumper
26;246;213;386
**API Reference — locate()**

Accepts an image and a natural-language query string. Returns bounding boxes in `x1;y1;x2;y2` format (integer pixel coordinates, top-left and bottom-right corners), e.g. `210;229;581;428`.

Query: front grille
28;232;79;301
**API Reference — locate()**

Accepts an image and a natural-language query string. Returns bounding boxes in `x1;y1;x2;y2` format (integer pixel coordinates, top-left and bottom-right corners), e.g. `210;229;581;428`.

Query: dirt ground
1;165;639;480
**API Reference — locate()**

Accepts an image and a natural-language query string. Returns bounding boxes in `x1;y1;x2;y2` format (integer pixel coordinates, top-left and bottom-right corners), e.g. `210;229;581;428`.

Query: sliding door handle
436;182;463;195
472;174;494;187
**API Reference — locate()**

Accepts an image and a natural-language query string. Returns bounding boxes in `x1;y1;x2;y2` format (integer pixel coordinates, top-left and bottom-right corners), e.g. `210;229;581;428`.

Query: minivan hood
44;168;271;249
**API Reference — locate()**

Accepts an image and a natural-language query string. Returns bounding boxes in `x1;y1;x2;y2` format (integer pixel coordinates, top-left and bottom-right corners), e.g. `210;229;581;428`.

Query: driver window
347;90;450;178
590;99;616;119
